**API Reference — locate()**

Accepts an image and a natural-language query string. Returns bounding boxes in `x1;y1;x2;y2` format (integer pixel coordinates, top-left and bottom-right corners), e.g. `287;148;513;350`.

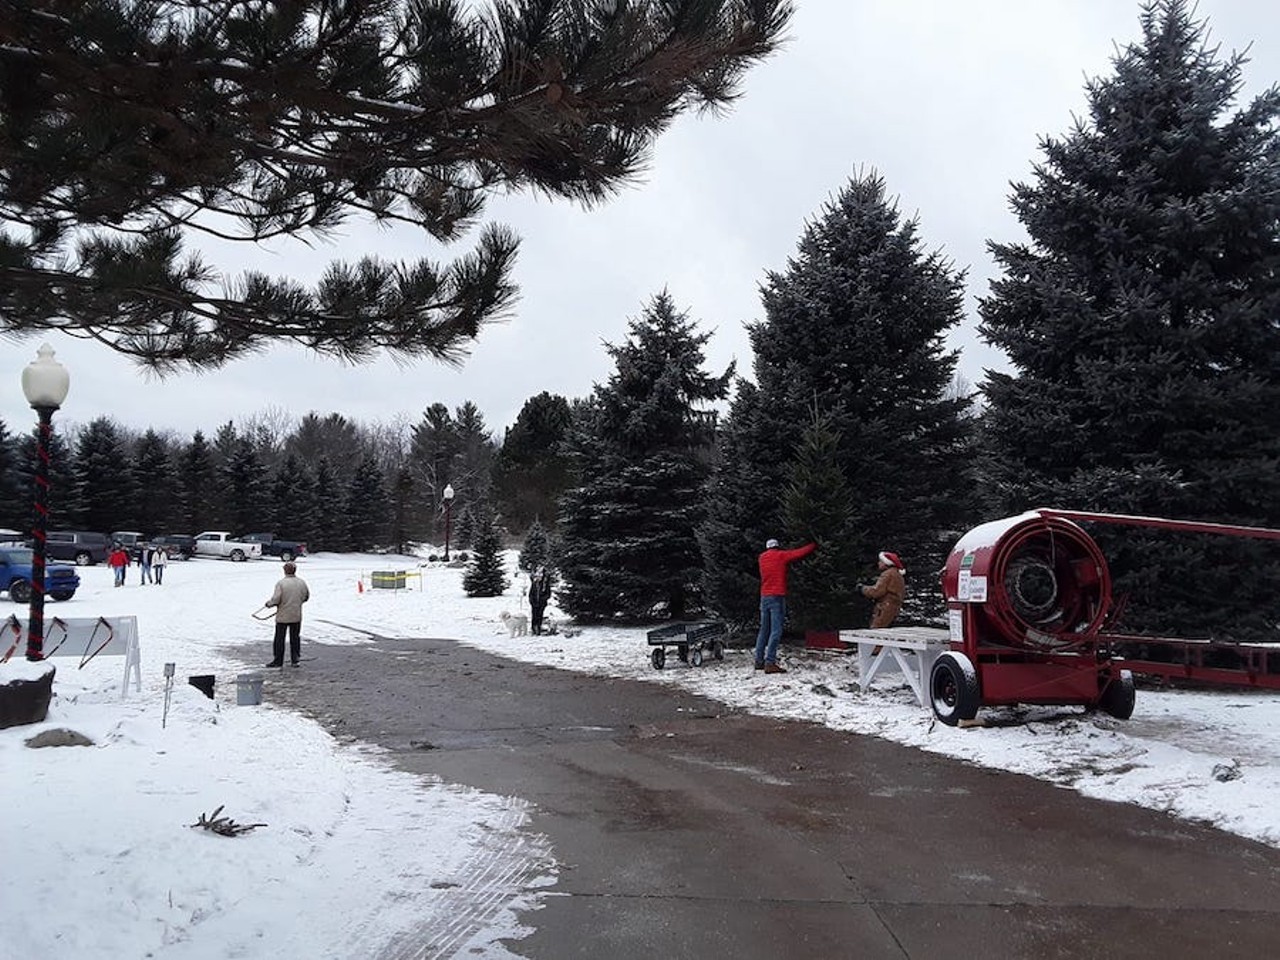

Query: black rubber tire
651;647;666;670
930;652;980;726
50;591;75;601
712;640;725;660
75;552;92;566
1099;669;1136;720
280;550;295;562
231;549;246;562
690;646;704;667
9;579;31;603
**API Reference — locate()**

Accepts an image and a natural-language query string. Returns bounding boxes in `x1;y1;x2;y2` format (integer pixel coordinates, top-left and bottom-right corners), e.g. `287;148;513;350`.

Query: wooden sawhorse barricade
839;626;951;709
3;615;141;699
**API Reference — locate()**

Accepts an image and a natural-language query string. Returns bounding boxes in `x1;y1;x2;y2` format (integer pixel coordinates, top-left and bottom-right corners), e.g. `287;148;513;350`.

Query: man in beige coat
265;561;310;667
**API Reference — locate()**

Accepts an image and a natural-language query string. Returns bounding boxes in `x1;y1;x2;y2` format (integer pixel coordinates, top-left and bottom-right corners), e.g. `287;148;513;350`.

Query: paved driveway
255;634;1280;959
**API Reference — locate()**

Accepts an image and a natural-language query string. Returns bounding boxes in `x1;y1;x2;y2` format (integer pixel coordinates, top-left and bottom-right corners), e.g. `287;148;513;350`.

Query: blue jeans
754;595;786;665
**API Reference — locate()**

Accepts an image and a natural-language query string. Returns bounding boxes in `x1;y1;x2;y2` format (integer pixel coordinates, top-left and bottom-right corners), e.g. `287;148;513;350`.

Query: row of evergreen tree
3;3;1277;638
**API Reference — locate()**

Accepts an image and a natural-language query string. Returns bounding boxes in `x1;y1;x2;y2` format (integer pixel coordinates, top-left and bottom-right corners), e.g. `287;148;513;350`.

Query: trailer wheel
651;648;666;670
711;640;725;661
690;646;703;667
1099;669;1135;720
930;652;980;726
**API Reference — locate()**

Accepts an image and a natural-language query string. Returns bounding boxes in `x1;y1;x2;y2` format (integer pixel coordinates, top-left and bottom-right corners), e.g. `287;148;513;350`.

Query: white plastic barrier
5;615;141;698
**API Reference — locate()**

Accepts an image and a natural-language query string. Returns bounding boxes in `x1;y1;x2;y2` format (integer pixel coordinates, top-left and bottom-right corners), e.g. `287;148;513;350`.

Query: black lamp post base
0;666;56;729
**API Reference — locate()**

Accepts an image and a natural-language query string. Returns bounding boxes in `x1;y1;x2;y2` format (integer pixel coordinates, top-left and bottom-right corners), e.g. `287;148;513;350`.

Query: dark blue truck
239;533;308;562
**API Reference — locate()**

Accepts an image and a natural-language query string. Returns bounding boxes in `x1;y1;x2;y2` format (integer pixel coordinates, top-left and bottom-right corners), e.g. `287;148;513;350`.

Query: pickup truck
1;546;81;603
238;533;308;562
192;531;264;562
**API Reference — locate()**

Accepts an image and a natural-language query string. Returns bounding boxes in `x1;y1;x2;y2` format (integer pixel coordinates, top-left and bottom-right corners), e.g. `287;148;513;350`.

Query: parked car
0;546;80;603
45;530;110;566
238;533;308;562
149;534;197;560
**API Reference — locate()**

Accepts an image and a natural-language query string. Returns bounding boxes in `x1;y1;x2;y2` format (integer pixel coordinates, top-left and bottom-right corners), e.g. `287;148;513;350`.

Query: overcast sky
4;0;1278;442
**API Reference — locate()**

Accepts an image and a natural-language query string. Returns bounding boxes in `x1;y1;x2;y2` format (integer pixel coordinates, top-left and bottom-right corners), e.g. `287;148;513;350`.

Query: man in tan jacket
862;551;906;629
265;561;310;667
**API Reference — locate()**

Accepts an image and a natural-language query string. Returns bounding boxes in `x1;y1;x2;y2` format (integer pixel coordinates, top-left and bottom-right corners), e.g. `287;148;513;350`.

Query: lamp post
21;344;70;661
442;483;455;561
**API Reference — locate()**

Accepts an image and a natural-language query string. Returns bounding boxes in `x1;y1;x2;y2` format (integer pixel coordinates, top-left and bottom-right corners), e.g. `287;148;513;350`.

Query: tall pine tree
558;291;729;622
702;172;975;626
978;0;1280;637
462;503;509;597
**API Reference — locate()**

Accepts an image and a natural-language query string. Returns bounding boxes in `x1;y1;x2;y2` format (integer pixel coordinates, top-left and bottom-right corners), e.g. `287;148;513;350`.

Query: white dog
499;611;529;638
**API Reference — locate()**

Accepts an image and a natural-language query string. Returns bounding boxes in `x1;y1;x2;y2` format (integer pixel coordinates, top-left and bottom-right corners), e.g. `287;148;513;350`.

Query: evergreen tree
519;519;553;573
0;419;24;532
270;452;316;540
493;392;573;532
345;455;389;551
558;291;730;622
312;457;347;552
453;401;498;501
220;434;270;533
978;0;1280;636
702;172;975;626
176;431;214;532
131;430;177;533
16;425;77;531
72;418;135;534
699;382;789;627
410;403;462;542
780;409;861;631
0;2;791;369
453;504;477;552
463;503;509;597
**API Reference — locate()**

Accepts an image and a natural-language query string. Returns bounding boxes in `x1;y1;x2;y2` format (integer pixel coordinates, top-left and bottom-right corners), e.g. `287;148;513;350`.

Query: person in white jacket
264;561;310;667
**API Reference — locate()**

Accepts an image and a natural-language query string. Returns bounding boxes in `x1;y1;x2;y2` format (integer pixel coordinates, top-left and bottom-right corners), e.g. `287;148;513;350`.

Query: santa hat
878;551;904;572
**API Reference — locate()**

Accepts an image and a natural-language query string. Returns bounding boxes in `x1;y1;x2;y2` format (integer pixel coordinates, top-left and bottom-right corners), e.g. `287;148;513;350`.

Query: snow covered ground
3;550;1280;958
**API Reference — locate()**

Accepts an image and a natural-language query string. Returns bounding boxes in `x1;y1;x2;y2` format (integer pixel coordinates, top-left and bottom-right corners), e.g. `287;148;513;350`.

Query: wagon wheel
651;647;666;670
929;652;980;726
711;640;725;661
690;646;704;667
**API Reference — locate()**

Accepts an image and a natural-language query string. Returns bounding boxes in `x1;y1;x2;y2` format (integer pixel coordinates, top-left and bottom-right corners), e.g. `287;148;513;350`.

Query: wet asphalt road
242;632;1280;959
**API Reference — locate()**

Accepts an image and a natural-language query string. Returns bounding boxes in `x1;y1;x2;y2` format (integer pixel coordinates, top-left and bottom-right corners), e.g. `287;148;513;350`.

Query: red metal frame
943;508;1280;708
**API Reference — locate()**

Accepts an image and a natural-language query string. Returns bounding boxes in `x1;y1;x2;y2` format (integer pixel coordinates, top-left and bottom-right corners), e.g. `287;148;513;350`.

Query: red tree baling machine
929;509;1280;725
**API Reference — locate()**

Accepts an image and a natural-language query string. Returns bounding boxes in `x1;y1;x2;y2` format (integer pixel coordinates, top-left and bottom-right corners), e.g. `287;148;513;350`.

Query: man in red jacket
755;538;816;674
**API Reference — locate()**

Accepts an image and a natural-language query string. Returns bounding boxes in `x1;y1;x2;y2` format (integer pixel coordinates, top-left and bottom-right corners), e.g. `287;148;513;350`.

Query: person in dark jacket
755;538;816;674
528;565;553;635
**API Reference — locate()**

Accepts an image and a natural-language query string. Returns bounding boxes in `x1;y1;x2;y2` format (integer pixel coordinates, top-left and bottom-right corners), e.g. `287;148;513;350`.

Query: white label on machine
957;570;971;600
948;609;964;643
967;576;988;602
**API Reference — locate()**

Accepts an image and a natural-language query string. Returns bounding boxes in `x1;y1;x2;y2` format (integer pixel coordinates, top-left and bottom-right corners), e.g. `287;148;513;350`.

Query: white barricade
839;626;950;709
6;615;141;698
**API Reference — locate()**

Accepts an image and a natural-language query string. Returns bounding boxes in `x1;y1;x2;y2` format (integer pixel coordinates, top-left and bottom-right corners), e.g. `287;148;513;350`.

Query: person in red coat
754;538;816;674
107;544;130;588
